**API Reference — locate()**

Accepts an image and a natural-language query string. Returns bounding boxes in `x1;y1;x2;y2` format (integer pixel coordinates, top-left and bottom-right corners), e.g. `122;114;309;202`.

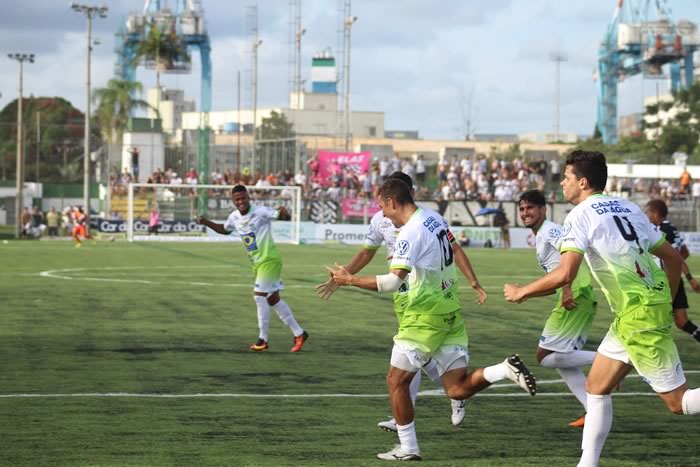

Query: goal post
126;183;302;244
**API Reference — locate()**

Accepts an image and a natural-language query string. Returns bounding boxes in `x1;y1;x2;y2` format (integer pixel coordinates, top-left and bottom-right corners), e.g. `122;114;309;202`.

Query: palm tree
131;23;191;115
92;79;155;144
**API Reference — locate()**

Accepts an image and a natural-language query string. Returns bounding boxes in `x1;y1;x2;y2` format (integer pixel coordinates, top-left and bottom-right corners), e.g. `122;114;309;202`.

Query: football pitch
1;240;699;467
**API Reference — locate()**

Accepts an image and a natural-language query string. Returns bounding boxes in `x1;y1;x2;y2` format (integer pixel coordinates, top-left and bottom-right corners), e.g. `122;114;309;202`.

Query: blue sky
1;0;699;139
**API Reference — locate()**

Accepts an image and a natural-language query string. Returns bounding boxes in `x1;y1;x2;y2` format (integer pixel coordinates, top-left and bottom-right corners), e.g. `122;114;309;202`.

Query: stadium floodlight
8;53;35;239
71;3;108;219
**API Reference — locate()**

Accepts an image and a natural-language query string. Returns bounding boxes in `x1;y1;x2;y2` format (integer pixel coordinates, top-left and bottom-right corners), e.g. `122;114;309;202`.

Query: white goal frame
126;183;302;244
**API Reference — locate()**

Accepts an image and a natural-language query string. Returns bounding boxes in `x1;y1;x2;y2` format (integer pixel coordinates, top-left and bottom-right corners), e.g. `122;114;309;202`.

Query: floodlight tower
7;53;34;239
71;3;108;217
596;0;698;144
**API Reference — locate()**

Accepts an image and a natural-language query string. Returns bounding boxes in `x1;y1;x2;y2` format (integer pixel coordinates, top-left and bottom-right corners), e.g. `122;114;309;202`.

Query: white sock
396;421;419;454
578;393;612;467
540;350;596;369
556;367;588;410
273;300;303;336
483;362;509;383
253;296;270;341
422;359;442;385
408;371;421;405
682;388;700;415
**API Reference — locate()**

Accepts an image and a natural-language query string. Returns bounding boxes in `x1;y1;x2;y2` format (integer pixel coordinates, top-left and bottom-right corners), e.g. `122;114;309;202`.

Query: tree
92;79;154;144
257;111;294;140
132;23;190;71
0;97;98;183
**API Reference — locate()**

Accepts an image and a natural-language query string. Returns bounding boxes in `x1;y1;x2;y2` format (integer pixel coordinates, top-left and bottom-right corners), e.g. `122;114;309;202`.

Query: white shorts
390;342;469;376
253;279;284;295
597;330;686;393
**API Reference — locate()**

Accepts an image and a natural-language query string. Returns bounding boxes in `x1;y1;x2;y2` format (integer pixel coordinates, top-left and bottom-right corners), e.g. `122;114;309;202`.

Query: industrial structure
597;0;698;144
114;0;211;196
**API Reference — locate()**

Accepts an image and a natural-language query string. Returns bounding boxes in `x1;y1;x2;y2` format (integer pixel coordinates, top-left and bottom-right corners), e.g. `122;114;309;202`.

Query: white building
146;88;196;134
181;53;384;139
518;131;578;144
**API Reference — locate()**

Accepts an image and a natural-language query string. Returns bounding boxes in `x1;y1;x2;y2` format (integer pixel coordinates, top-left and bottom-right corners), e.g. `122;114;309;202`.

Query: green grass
1;241;699;466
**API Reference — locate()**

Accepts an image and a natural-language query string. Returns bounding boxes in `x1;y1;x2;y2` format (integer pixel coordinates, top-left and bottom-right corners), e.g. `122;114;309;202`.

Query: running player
198;185;308;352
504;150;700;467
317;171;487;431
518;189;597;428
329;178;536;461
645;199;700;343
72;207;94;247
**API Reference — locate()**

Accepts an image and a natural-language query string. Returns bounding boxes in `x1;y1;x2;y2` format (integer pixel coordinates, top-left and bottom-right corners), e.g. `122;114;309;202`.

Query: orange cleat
249;339;269;352
568;414;586;428
290;331;309;352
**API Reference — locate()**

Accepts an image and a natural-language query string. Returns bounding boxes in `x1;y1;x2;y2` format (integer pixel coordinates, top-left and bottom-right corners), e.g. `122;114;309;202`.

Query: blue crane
114;0;211;194
597;0;698;144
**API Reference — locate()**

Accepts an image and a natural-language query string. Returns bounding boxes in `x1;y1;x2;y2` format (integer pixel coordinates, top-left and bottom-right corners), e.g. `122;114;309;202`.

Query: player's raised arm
197;216;230;235
328;262;407;292
316;247;378;299
452;243;487;304
504;250;584;303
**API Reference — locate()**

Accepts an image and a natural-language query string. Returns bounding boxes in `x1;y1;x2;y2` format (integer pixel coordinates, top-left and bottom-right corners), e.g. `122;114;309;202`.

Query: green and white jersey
389;207;461;315
364;211;401;259
560;194;670;313
536;219;592;296
224;205;281;265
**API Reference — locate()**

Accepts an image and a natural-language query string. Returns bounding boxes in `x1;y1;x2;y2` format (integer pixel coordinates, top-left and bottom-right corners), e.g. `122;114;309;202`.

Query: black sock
681;321;700;342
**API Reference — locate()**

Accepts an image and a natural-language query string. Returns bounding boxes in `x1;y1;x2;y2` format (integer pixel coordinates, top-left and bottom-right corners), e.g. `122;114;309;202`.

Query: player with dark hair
518;189;598;428
504;150;699;467
198;185;309;352
329;177;536;461
317;171;487;431
645;198;700;343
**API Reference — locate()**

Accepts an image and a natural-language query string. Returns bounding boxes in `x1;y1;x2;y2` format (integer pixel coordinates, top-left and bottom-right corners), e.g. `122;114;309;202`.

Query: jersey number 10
436;229;454;270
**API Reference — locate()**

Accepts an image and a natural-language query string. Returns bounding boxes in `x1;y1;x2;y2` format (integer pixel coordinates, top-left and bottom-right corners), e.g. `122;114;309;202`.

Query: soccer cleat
249;338;269;352
75;243;82;248
290;330;309;352
451;399;466;426
376;445;421;461
568;414;586;428
377;418;398;433
503;354;537;396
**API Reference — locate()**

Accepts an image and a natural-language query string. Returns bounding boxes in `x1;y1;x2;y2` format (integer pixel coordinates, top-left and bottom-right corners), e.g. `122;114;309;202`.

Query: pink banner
318;151;371;187
341;198;382;218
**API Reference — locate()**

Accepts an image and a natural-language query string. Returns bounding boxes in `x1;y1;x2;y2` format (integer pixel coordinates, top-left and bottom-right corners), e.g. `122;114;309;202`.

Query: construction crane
114;0;211;199
596;0;698;144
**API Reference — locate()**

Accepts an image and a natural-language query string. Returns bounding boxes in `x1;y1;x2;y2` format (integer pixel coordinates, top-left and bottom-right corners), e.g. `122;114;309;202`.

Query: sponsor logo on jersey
562;222;572;236
548;227;562;239
397;240;410;255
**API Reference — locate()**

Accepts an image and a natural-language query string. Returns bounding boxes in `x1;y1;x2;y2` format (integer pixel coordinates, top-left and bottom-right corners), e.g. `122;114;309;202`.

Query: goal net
125;183;302;244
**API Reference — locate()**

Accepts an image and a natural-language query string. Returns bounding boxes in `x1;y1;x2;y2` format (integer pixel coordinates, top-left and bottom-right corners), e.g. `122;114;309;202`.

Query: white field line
37;266;537;288
1;372;697;399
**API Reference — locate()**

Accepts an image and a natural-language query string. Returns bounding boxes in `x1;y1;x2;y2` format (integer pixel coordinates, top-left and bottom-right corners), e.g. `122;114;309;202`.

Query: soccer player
518;189;597;428
329;178;536;461
72;207;94;247
317;171;487;432
645;199;700;343
504;150;700;467
198;185;309;352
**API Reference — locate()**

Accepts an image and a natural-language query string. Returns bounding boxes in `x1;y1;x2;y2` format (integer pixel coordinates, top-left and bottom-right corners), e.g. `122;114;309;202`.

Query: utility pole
71;2;108;217
550;51;567;142
342;1;357;152
237;70;241;173
248;5;262;176
36;111;41;182
293;0;305;173
8;53;34;239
